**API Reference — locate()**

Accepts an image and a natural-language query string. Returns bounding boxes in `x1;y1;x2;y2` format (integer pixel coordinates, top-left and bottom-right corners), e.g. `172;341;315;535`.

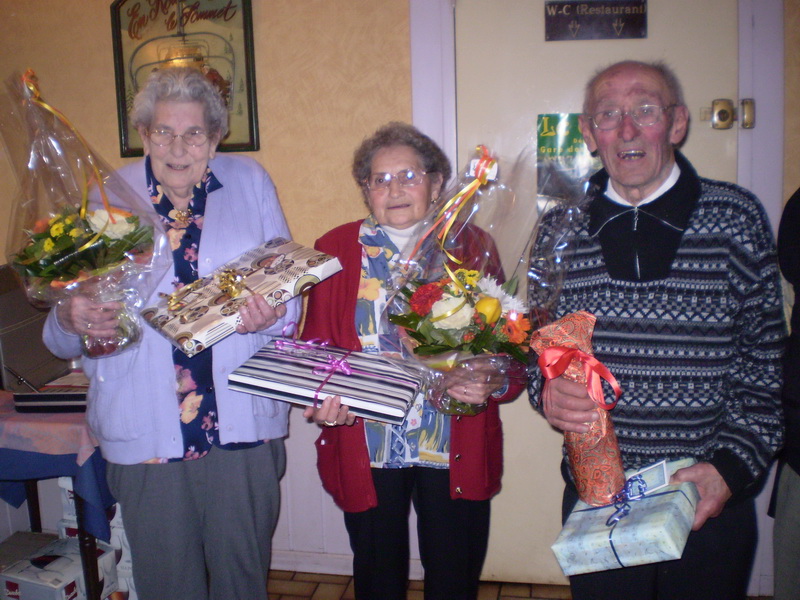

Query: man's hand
541;376;599;433
670;462;732;530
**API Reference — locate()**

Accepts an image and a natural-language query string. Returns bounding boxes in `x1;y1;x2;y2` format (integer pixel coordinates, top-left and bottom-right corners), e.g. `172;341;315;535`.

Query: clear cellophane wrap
530;310;625;506
0;71;170;358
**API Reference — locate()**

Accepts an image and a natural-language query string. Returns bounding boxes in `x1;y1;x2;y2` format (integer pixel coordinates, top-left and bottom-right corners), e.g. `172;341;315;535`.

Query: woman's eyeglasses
365;169;427;191
147;129;209;147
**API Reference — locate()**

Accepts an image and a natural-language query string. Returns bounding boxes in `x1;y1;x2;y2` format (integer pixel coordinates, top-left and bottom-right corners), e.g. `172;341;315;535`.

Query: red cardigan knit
301;220;521;513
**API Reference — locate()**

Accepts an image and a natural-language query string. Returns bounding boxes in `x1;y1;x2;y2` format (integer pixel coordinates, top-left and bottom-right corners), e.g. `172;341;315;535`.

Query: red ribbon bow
538;346;622;409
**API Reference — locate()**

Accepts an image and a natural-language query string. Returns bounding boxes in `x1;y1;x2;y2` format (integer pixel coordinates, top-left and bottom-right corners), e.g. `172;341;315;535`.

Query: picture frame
110;0;259;157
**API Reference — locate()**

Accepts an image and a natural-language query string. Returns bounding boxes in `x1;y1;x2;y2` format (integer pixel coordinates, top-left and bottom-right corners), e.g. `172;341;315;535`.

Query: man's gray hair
583;60;686;114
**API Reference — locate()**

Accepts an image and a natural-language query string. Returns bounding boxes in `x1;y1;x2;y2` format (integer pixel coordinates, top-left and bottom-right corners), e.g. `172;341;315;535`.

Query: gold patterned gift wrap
140;238;341;357
551;458;699;576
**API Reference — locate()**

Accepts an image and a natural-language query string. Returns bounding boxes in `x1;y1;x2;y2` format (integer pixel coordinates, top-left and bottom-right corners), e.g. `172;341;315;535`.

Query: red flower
410;282;445;315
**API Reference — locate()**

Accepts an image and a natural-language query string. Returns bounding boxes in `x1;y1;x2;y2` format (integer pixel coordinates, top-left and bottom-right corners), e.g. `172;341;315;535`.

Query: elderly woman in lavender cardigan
44;67;298;600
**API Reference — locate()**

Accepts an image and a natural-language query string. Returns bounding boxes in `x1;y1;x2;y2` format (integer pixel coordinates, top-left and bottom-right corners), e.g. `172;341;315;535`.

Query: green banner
536;113;601;201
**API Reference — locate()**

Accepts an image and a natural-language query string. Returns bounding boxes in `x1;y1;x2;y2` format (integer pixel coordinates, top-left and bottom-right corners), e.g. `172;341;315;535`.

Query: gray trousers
774;462;800;600
106;440;286;600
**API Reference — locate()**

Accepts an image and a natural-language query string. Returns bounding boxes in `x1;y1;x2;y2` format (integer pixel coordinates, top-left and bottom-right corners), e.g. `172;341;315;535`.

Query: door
423;0;782;591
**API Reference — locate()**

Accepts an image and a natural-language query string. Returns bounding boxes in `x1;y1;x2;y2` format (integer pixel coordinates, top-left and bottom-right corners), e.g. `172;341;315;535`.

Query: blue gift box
551;459;699;576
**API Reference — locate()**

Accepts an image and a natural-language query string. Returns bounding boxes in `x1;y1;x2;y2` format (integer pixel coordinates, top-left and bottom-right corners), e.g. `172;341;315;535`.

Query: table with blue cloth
0;391;115;600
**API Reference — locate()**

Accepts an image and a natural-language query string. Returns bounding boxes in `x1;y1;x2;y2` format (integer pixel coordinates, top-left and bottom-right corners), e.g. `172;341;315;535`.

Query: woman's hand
236;294;287;333
302;395;356;427
56;296;121;338
444;362;506;405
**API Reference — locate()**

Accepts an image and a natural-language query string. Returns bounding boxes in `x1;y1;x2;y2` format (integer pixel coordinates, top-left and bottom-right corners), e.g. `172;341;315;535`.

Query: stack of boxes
0;478;136;600
54;478;135;600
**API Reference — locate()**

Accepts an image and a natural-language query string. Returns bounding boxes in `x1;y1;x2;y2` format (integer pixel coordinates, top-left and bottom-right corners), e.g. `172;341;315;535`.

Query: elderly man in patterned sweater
528;60;786;600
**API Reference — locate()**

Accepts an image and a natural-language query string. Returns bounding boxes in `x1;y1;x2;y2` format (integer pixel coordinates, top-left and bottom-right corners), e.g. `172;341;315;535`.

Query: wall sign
537;113;601;202
545;1;647;41
111;0;259;157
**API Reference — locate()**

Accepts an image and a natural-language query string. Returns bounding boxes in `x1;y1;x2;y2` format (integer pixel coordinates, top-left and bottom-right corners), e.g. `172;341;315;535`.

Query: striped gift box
228;340;423;425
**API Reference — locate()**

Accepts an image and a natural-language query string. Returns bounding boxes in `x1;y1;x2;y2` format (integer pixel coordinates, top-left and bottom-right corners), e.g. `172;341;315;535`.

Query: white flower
430;295;474;329
479;276;529;313
87;209;135;240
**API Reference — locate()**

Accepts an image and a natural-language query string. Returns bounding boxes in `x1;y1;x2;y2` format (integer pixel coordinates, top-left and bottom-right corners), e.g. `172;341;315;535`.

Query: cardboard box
141;238;342;357
229;340;422;425
0;538;117;600
57;521;130;580
56;479;75;521
551;459;699;576
0;534;58;574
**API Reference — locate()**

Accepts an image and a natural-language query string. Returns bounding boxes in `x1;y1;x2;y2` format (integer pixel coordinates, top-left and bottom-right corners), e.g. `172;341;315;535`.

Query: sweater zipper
633;207;641;279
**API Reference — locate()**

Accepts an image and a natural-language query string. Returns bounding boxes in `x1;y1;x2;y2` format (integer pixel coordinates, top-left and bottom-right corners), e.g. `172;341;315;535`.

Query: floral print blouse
145;157;260;463
356;215;449;469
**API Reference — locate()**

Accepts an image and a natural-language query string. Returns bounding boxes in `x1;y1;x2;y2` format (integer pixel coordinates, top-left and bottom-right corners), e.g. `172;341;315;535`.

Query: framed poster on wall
110;0;259;157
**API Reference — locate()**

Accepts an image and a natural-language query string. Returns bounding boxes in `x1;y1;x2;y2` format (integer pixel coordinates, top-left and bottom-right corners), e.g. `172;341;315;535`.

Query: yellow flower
43;238;54;252
49;222;65;237
358;277;381;301
179;392;203;423
69;228;82;238
475;296;502;324
455;269;480;288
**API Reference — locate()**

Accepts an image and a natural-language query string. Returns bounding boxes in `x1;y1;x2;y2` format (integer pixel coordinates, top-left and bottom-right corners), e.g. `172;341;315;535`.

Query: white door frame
410;0;784;594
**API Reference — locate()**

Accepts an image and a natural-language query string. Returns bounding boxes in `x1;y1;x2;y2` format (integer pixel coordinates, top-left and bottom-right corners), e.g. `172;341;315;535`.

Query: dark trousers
562;483;758;600
343;466;491;600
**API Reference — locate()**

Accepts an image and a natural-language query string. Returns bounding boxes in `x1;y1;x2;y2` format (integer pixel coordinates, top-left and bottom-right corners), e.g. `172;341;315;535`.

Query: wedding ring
86;322;92;330
463;386;468;395
323;420;337;427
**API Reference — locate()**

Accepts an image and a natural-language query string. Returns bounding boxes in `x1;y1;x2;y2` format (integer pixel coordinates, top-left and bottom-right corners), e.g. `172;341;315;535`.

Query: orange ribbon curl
538;346;622;410
405;145;497;290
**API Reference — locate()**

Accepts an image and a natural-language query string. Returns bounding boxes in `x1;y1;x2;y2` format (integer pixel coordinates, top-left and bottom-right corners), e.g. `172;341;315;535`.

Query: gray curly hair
130;67;229;140
352;122;451;204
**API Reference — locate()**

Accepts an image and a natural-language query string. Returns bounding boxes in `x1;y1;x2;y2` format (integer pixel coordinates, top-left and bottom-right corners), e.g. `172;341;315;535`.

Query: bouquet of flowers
390;268;531;415
0;70;170;358
390;268;530;363
387;145;540;415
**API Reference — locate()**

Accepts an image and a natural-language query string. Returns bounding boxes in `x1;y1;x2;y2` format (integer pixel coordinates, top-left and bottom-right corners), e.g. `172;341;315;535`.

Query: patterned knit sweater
528;153;786;499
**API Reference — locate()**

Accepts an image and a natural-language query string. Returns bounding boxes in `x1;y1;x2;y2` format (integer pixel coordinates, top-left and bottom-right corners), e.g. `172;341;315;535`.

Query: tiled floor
266;571;776;600
267;570;571;600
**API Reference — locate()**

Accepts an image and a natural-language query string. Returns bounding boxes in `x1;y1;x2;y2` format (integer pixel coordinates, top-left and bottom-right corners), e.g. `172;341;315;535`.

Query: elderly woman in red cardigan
301;122;523;600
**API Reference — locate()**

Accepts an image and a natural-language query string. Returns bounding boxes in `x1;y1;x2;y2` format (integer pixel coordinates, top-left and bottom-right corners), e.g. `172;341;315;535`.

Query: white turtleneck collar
381;222;424;254
605;162;681;207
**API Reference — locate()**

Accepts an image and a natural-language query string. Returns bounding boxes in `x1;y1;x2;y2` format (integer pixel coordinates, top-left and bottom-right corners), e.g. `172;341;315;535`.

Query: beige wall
0;0;412;258
786;0;800;202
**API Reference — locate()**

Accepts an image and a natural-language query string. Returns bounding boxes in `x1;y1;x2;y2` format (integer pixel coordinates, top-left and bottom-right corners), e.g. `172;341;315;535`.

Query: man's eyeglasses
147;129;209;147
589;104;676;131
365;169;427;191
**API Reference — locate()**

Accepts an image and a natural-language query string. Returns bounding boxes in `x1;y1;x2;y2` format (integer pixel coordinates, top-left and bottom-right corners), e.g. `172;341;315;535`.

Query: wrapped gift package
229;339;422;425
141;238;341;357
0;538;117;600
551;458;699;576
